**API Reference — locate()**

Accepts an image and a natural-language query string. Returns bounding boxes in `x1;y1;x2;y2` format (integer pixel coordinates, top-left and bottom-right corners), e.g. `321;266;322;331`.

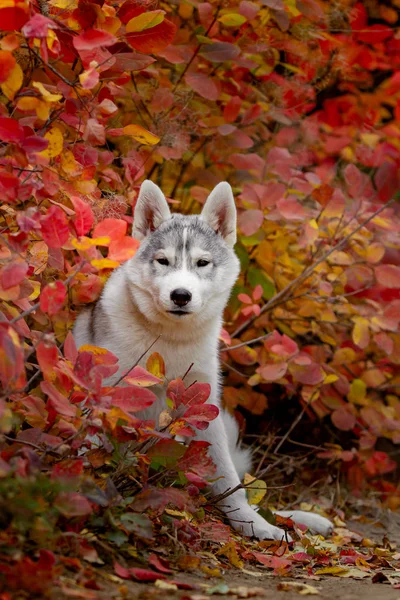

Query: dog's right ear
132;180;171;241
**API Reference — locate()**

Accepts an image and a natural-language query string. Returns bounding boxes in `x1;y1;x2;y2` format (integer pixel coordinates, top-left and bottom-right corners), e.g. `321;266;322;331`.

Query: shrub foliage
1;0;400;594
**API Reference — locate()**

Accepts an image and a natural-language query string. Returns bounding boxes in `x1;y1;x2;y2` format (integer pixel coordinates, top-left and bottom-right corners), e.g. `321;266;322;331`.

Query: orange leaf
92;218;127;244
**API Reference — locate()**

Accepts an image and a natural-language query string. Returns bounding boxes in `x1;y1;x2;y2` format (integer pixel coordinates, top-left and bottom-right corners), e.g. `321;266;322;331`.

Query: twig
113;335;161;387
221;332;273;353
172;3;222;91
232;196;397;339
273;404;309;455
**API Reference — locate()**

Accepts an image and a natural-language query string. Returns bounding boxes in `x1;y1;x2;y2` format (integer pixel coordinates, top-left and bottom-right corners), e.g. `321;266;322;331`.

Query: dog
73;180;333;541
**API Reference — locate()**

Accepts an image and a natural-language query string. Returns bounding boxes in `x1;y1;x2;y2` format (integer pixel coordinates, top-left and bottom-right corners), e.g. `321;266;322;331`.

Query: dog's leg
197;417;292;541
274;510;333;537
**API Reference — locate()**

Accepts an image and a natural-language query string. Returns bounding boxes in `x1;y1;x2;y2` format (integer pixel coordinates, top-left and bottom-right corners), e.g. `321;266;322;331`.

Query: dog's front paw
276;510;333;537
303;513;333;537
231;507;293;542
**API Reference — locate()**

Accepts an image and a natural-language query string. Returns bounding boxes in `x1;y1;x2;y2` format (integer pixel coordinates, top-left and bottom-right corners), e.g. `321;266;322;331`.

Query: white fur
73;180;333;541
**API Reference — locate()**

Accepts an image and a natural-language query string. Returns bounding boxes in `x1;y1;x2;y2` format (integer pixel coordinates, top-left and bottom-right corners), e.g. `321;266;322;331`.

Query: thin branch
113;335;161;387
232;197;397;339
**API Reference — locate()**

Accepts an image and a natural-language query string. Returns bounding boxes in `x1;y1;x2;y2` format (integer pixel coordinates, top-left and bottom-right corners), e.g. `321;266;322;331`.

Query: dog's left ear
133;180;171;241
201;182;237;247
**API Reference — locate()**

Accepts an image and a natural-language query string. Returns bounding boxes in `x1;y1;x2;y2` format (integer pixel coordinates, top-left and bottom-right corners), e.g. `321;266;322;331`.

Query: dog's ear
201;182;237;247
133;180;171;240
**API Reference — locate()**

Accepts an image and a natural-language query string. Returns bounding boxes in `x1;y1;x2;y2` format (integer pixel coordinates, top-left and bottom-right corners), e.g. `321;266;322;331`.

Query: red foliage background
1;0;400;594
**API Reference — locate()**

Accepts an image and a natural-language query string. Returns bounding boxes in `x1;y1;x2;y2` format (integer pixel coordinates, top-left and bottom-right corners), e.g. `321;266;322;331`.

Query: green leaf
247;267;276;300
218;13;247;27
120;513;154;539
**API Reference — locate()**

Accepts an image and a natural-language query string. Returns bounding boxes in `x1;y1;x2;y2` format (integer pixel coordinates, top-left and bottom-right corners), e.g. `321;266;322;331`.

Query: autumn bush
1;0;400;594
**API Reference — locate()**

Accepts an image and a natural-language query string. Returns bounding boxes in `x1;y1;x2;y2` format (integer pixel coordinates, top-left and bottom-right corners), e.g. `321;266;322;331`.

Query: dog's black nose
171;288;192;307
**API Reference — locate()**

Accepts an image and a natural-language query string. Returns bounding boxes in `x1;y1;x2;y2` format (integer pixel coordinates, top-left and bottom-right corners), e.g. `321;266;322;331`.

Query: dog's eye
156;258;169;266
197;259;210;268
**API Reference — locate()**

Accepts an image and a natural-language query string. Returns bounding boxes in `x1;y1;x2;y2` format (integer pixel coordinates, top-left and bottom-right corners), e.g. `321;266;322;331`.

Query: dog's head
127;180;240;327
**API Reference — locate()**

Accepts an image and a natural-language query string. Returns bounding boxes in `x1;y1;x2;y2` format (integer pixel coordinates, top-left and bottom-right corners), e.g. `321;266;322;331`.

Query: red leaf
64;331;78;363
112;52;156;72
0;6;29;31
36;342;59;380
200;42;241;62
112;386;156;413
123;365;162;387
130;568;166;582
223;96;242;123
73;29;117;51
70;196;94;236
114;562;131;579
185;72;220;101
22;135;49;154
41;380;77;417
41;206;69;248
183;382;211;406
183;404;219;429
40;281;67;316
331;408;356;431
238;209;264;236
52;458;84;480
375;265;400;289
167;378;186;409
178;440;215;478
289;361;324;385
126;18;177;54
55;492;92;517
148;554;173;574
92;218;127;243
1;260;28;289
258;362;288;382
374;161;399;202
0;50;16;83
108;237;139;262
22;14;57;38
0;116;24;143
357;24;393;44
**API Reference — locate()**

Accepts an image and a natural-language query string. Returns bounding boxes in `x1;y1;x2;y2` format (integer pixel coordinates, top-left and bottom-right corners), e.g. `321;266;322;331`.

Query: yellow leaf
178;0;194;20
32;81;62;102
91;258;120;269
243;473;267;505
366;242;385;264
28;280;41;301
218;13;247;26
126;10;165;32
352;317;370;349
146;352;165;379
72;236;110;251
277;582;320;595
120;124;160;145
348;379;367;405
283;0;301;16
49;0;78;7
39;127;64;159
360;133;380;148
60;150;81;177
154;580;178;591
323;374;339;385
216;541;243;569
79;344;108;355
1;63;22;99
314;566;349;576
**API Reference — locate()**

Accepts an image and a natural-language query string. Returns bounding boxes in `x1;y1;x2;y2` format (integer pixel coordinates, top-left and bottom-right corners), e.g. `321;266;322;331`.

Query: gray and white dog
74;180;333;540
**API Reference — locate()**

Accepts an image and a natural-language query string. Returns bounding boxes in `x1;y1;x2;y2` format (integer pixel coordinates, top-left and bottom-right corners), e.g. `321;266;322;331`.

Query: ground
53;507;400;600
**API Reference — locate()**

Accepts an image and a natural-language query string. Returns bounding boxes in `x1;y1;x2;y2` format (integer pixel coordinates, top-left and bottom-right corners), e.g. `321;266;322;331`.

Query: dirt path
54;509;400;600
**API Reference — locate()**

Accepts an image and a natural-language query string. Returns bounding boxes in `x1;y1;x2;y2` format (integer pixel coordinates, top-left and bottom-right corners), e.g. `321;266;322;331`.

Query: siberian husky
74;180;333;541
